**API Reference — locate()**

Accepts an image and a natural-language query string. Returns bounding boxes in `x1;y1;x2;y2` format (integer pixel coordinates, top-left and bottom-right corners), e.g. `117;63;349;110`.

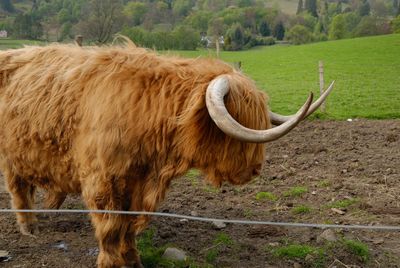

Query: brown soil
0;119;399;268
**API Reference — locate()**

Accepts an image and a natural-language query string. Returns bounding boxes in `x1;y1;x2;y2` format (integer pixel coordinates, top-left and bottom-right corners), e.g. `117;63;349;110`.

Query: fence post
215;36;220;58
319;60;326;113
75;35;83;47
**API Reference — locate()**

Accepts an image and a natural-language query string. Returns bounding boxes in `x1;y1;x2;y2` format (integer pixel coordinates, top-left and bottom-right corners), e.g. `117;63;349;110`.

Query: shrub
391;15;400;33
286;24;313;44
224;23;249;51
329;14;347;40
353;16;380;37
256;36;276;46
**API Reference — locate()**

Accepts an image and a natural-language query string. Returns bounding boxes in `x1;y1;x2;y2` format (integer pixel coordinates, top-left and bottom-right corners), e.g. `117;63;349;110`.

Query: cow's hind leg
44;190;67;209
5;172;38;236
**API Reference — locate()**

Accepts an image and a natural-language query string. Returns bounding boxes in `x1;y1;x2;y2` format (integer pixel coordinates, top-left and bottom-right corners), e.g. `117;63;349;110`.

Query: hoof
19;222;39;237
121;261;144;268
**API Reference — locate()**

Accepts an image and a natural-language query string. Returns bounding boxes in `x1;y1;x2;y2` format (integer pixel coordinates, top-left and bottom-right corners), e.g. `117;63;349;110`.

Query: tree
172;0;195;17
273;21;285;40
184;11;212;32
224;23;248;50
328;14;346;40
123;2;148;26
393;0;399;14
0;0;15;13
77;0;124;44
12;13;43;39
353;16;379;37
172;25;199;50
397;2;400;16
259;20;270;36
286;24;313;44
305;0;318;17
336;2;342;14
296;0;303;15
371;0;390;17
342;12;361;35
358;0;370;16
392;15;400;33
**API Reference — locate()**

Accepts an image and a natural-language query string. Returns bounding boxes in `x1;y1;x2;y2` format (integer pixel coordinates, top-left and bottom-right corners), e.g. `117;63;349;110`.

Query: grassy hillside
175;34;400;119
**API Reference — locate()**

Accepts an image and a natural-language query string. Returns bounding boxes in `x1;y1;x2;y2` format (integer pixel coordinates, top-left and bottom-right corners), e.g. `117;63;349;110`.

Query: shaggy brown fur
0;42;269;267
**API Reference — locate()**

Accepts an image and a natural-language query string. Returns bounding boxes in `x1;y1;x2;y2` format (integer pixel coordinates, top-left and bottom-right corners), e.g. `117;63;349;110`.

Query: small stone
190;211;198;217
0;250;11;262
305;254;314;262
88;248;99;256
331;208;346;215
293;262;302;268
372;238;384;245
162;248;187;261
212;220;227;229
317;229;337;243
53;242;68;251
311;191;317;195
268;242;280;247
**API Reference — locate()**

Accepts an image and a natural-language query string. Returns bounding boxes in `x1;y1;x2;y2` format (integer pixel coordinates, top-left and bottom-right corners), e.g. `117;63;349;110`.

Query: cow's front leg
5;172;38;236
91;213;126;268
120;222;143;268
82;174;141;268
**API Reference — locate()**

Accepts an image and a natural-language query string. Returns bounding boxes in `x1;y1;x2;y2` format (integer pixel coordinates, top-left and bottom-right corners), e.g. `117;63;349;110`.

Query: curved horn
269;80;335;125
206;75;313;143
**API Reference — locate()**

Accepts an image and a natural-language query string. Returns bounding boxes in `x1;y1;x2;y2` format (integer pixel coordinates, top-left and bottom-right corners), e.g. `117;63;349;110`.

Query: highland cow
0;42;333;267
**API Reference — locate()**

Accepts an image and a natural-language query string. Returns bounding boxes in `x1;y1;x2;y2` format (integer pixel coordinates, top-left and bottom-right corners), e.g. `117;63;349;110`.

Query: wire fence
1;208;400;231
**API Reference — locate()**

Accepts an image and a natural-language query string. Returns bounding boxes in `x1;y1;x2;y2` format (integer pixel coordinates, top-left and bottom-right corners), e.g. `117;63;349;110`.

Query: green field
0;39;44;50
175;34;400;119
1;34;399;119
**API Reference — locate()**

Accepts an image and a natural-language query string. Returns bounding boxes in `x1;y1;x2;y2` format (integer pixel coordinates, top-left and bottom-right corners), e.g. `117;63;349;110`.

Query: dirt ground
0;119;399;268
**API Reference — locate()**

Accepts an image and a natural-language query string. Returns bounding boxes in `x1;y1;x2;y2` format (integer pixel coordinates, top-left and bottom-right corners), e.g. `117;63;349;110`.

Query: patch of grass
203;185;219;194
204;233;235;264
328;198;359;209
292;205;311;214
138;229;195;268
283;186;308;197
185;169;200;186
213;232;234;246
137;229;166;267
255;191;278;201
273;244;324;261
273;244;315;259
0;39;44;50
317;180;331;187
205;248;218;263
186;169;200;178
243;208;254;218
343;239;370;262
